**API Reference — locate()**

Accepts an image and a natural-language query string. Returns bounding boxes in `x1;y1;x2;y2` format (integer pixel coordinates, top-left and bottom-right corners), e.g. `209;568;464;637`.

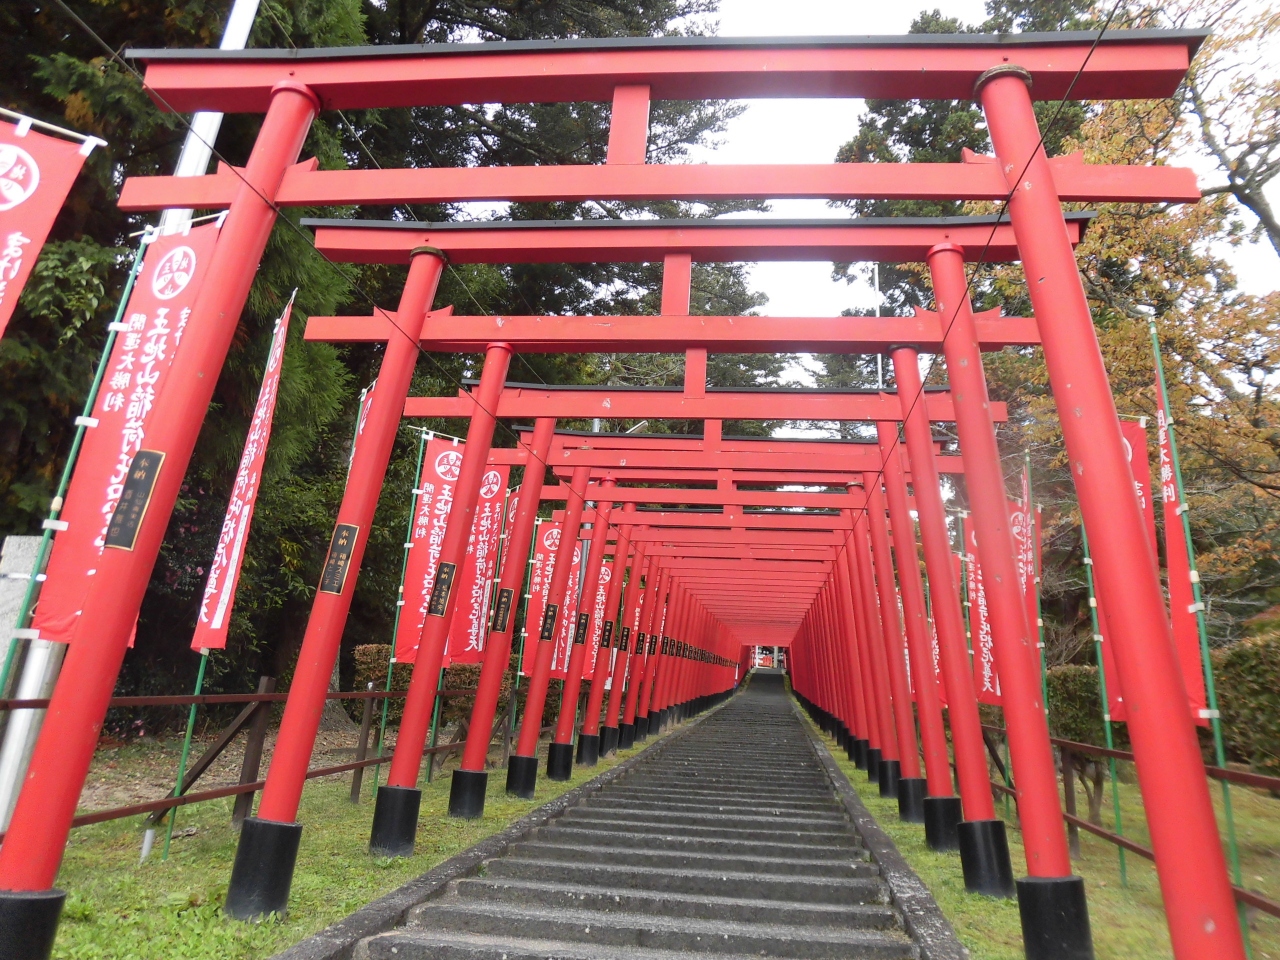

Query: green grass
52;738;658;960
808;721;1280;960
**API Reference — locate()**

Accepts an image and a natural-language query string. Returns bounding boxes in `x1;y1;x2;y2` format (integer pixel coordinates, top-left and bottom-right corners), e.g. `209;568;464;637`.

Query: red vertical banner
582;560;612;680
519;522;558;676
1095;419;1161;722
445;466;509;663
964;532;1001;705
395;436;462;664
190;296;293;651
33;223;221;645
549;539;586;680
1009;476;1039;641
0;118;97;336
1157;407;1210;724
347;381;376;473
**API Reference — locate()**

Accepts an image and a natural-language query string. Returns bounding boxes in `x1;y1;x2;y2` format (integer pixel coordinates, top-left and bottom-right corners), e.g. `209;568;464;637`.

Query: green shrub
352;645;525;731
1045;664;1129;750
1214;633;1280;775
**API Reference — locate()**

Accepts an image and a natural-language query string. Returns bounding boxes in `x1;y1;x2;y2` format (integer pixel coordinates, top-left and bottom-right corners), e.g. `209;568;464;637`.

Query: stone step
540;816;858;846
442;877;895;929
507;840;870;875
364;929;914;960
528;825;862;857
398;901;915;959
558;807;849;832
481;857;884;903
584;795;846;818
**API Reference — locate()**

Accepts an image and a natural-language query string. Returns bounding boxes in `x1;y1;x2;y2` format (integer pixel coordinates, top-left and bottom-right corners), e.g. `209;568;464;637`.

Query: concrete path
355;674;930;959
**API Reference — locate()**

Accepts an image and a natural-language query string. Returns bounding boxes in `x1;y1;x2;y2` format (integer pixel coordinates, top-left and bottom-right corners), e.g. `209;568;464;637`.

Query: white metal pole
157;0;263;234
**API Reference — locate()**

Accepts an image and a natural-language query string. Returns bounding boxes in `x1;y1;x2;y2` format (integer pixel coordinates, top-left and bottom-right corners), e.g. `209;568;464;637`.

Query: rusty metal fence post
350;682;375;803
232;676;276;826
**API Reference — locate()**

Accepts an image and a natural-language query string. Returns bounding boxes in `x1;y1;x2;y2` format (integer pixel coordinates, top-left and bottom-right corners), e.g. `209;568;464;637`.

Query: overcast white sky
676;0;1276;322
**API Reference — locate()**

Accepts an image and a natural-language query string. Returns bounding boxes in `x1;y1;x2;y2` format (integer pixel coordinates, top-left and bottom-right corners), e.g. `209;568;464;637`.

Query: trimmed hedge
1042;634;1280;777
1045;664;1127;749
1213;633;1280;775
351;644;540;732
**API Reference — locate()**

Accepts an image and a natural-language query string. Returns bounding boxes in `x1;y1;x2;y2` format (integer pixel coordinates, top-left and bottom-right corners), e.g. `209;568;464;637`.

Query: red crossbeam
406;387;999;422
303;307;1041;353
308;215;1085;264
126;32;1202;112
119;153;1198;211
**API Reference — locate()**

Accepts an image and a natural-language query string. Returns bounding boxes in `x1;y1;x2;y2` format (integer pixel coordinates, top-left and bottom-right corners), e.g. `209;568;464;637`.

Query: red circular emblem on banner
0;144;39;211
435;449;462;481
151;245;198;300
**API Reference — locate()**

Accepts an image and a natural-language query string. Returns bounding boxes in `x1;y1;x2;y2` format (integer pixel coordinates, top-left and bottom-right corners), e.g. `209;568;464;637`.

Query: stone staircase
356;674;921;959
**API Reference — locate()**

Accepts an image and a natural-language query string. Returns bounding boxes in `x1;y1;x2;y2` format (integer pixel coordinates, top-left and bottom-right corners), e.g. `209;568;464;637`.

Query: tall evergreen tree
1;0;778;702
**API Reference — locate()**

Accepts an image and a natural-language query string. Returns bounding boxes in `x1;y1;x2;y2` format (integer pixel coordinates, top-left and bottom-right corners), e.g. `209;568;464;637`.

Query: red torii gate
494;428;988;855
0;27;1236;960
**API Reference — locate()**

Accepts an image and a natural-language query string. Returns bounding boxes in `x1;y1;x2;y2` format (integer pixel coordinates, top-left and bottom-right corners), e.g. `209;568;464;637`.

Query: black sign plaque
491;587;514;633
600;622;614;649
539;603;559;641
618;627;630;652
318;523;360;594
427;561;457;617
573;612;590;645
105;450;165;551
649;636;658;655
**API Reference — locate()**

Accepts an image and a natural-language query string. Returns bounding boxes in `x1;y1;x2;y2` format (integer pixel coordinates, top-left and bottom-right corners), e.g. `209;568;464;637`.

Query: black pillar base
369;785;421;857
835;725;848;749
1017;875;1094;960
958;819;1016;897
447;768;488;819
923;795;962;851
600;725;620;756
0;888;65;960
635;716;649;740
878;759;901;798
506;754;539;798
866;747;882;782
897;777;927;823
618;723;636;750
577;732;601;766
546;741;574;780
225;817;304;920
851;738;869;769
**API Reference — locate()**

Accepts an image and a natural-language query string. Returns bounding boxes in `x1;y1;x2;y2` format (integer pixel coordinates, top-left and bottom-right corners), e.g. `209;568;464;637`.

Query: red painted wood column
876;423;954;807
506;465;590;798
621;557;659;742
634;566;670;737
891;348;999;864
233;247;449;911
862;474;926;818
449;416;556;817
581;522;632;760
371;342;513;853
849;517;902;792
605;544;646;748
979;66;1238;959
830;560;870;758
0;82;321;940
929;242;1064;898
547;481;615;779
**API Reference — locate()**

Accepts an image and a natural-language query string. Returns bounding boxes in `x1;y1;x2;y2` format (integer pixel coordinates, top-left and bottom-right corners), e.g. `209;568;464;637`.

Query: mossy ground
809;719;1280;960
52;734;659;960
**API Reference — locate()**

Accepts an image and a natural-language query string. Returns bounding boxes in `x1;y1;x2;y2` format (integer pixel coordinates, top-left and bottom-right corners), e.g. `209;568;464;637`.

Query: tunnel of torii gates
0;26;1238;960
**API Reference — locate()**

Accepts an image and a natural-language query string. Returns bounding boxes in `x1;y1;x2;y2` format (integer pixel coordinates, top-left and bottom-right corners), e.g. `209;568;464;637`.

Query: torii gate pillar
980;66;1244;960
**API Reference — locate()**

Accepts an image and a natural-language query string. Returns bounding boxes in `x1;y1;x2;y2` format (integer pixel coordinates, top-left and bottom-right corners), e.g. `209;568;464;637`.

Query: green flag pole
1081;526;1128;887
161;650;208;860
1149;319;1250;956
0;234;151;697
